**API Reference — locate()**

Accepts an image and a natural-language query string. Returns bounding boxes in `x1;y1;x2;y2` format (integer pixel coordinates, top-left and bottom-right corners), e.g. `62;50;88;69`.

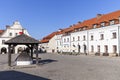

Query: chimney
97;14;102;19
69;25;72;27
73;24;76;26
58;29;62;32
78;21;81;24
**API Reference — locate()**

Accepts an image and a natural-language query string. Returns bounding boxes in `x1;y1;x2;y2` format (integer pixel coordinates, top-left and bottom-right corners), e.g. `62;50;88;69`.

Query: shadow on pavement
33;59;58;65
0;70;50;80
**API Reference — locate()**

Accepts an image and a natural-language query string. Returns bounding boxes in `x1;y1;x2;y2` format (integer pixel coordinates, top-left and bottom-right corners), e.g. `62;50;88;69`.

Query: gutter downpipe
87;30;89;55
118;26;120;56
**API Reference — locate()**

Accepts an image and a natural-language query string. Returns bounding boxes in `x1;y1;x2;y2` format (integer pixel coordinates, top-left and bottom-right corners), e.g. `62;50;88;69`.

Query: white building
40;10;120;56
40;31;59;53
56;33;63;53
0;21;30;54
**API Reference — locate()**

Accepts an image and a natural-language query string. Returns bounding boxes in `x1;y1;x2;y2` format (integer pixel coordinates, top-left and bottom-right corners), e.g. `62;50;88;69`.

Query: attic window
100;22;105;27
110;20;115;25
74;29;78;32
83;27;86;30
78;28;81;31
93;24;97;28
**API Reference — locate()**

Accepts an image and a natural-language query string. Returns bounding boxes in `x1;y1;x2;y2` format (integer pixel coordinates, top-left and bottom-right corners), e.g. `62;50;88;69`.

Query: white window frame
93;24;97;28
110;20;115;25
101;22;105;27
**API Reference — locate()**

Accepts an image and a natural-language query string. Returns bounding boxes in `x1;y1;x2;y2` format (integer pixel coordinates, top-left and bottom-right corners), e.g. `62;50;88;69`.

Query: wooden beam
26;44;31;49
31;47;33;59
8;44;11;66
35;44;39;65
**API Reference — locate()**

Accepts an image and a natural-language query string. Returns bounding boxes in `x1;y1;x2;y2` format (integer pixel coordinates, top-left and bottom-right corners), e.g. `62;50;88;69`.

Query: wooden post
31;46;33;59
36;44;39;65
8;44;11;66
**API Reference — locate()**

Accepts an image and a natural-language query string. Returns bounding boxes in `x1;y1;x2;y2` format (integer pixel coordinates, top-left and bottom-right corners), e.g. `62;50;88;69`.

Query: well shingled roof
5;34;40;44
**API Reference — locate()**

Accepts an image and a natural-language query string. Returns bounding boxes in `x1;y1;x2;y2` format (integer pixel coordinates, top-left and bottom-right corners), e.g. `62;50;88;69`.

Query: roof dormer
100;22;105;27
119;16;120;23
109;20;115;25
93;24;97;28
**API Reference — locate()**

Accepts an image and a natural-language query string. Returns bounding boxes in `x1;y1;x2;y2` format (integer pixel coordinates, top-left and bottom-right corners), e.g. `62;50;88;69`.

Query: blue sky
0;0;120;39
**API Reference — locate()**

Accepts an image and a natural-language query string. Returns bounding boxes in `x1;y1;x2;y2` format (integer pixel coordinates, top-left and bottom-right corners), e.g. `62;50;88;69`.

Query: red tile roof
40;10;120;43
75;10;120;29
0;30;4;35
40;31;59;43
40;39;49;43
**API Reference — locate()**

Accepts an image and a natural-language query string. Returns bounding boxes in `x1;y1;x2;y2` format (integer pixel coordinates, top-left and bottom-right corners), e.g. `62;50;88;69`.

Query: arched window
91;35;94;40
1;47;7;54
83;36;86;41
78;36;80;41
9;33;12;36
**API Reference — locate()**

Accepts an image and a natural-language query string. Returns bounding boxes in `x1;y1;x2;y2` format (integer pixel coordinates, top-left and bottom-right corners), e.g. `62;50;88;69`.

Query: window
101;22;105;27
78;36;80;41
78;44;80;52
74;29;77;32
15;33;18;36
67;38;69;42
73;44;75;47
91;35;94;40
64;39;66;42
110;20;115;25
93;24;97;28
57;41;59;45
78;28;81;31
100;34;104;40
73;37;75;41
91;45;94;52
97;45;100;52
83;27;86;30
83;36;86;41
112;32;117;39
104;45;108;53
113;45;117;53
9;33;12;36
2;40;5;44
60;41;61;46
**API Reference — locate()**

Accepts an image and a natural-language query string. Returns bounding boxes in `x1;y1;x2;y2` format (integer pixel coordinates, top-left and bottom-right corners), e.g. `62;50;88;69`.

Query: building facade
40;10;120;56
0;21;30;54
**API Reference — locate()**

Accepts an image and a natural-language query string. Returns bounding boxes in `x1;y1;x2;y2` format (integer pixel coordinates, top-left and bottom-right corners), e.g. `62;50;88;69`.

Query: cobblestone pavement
0;53;120;80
